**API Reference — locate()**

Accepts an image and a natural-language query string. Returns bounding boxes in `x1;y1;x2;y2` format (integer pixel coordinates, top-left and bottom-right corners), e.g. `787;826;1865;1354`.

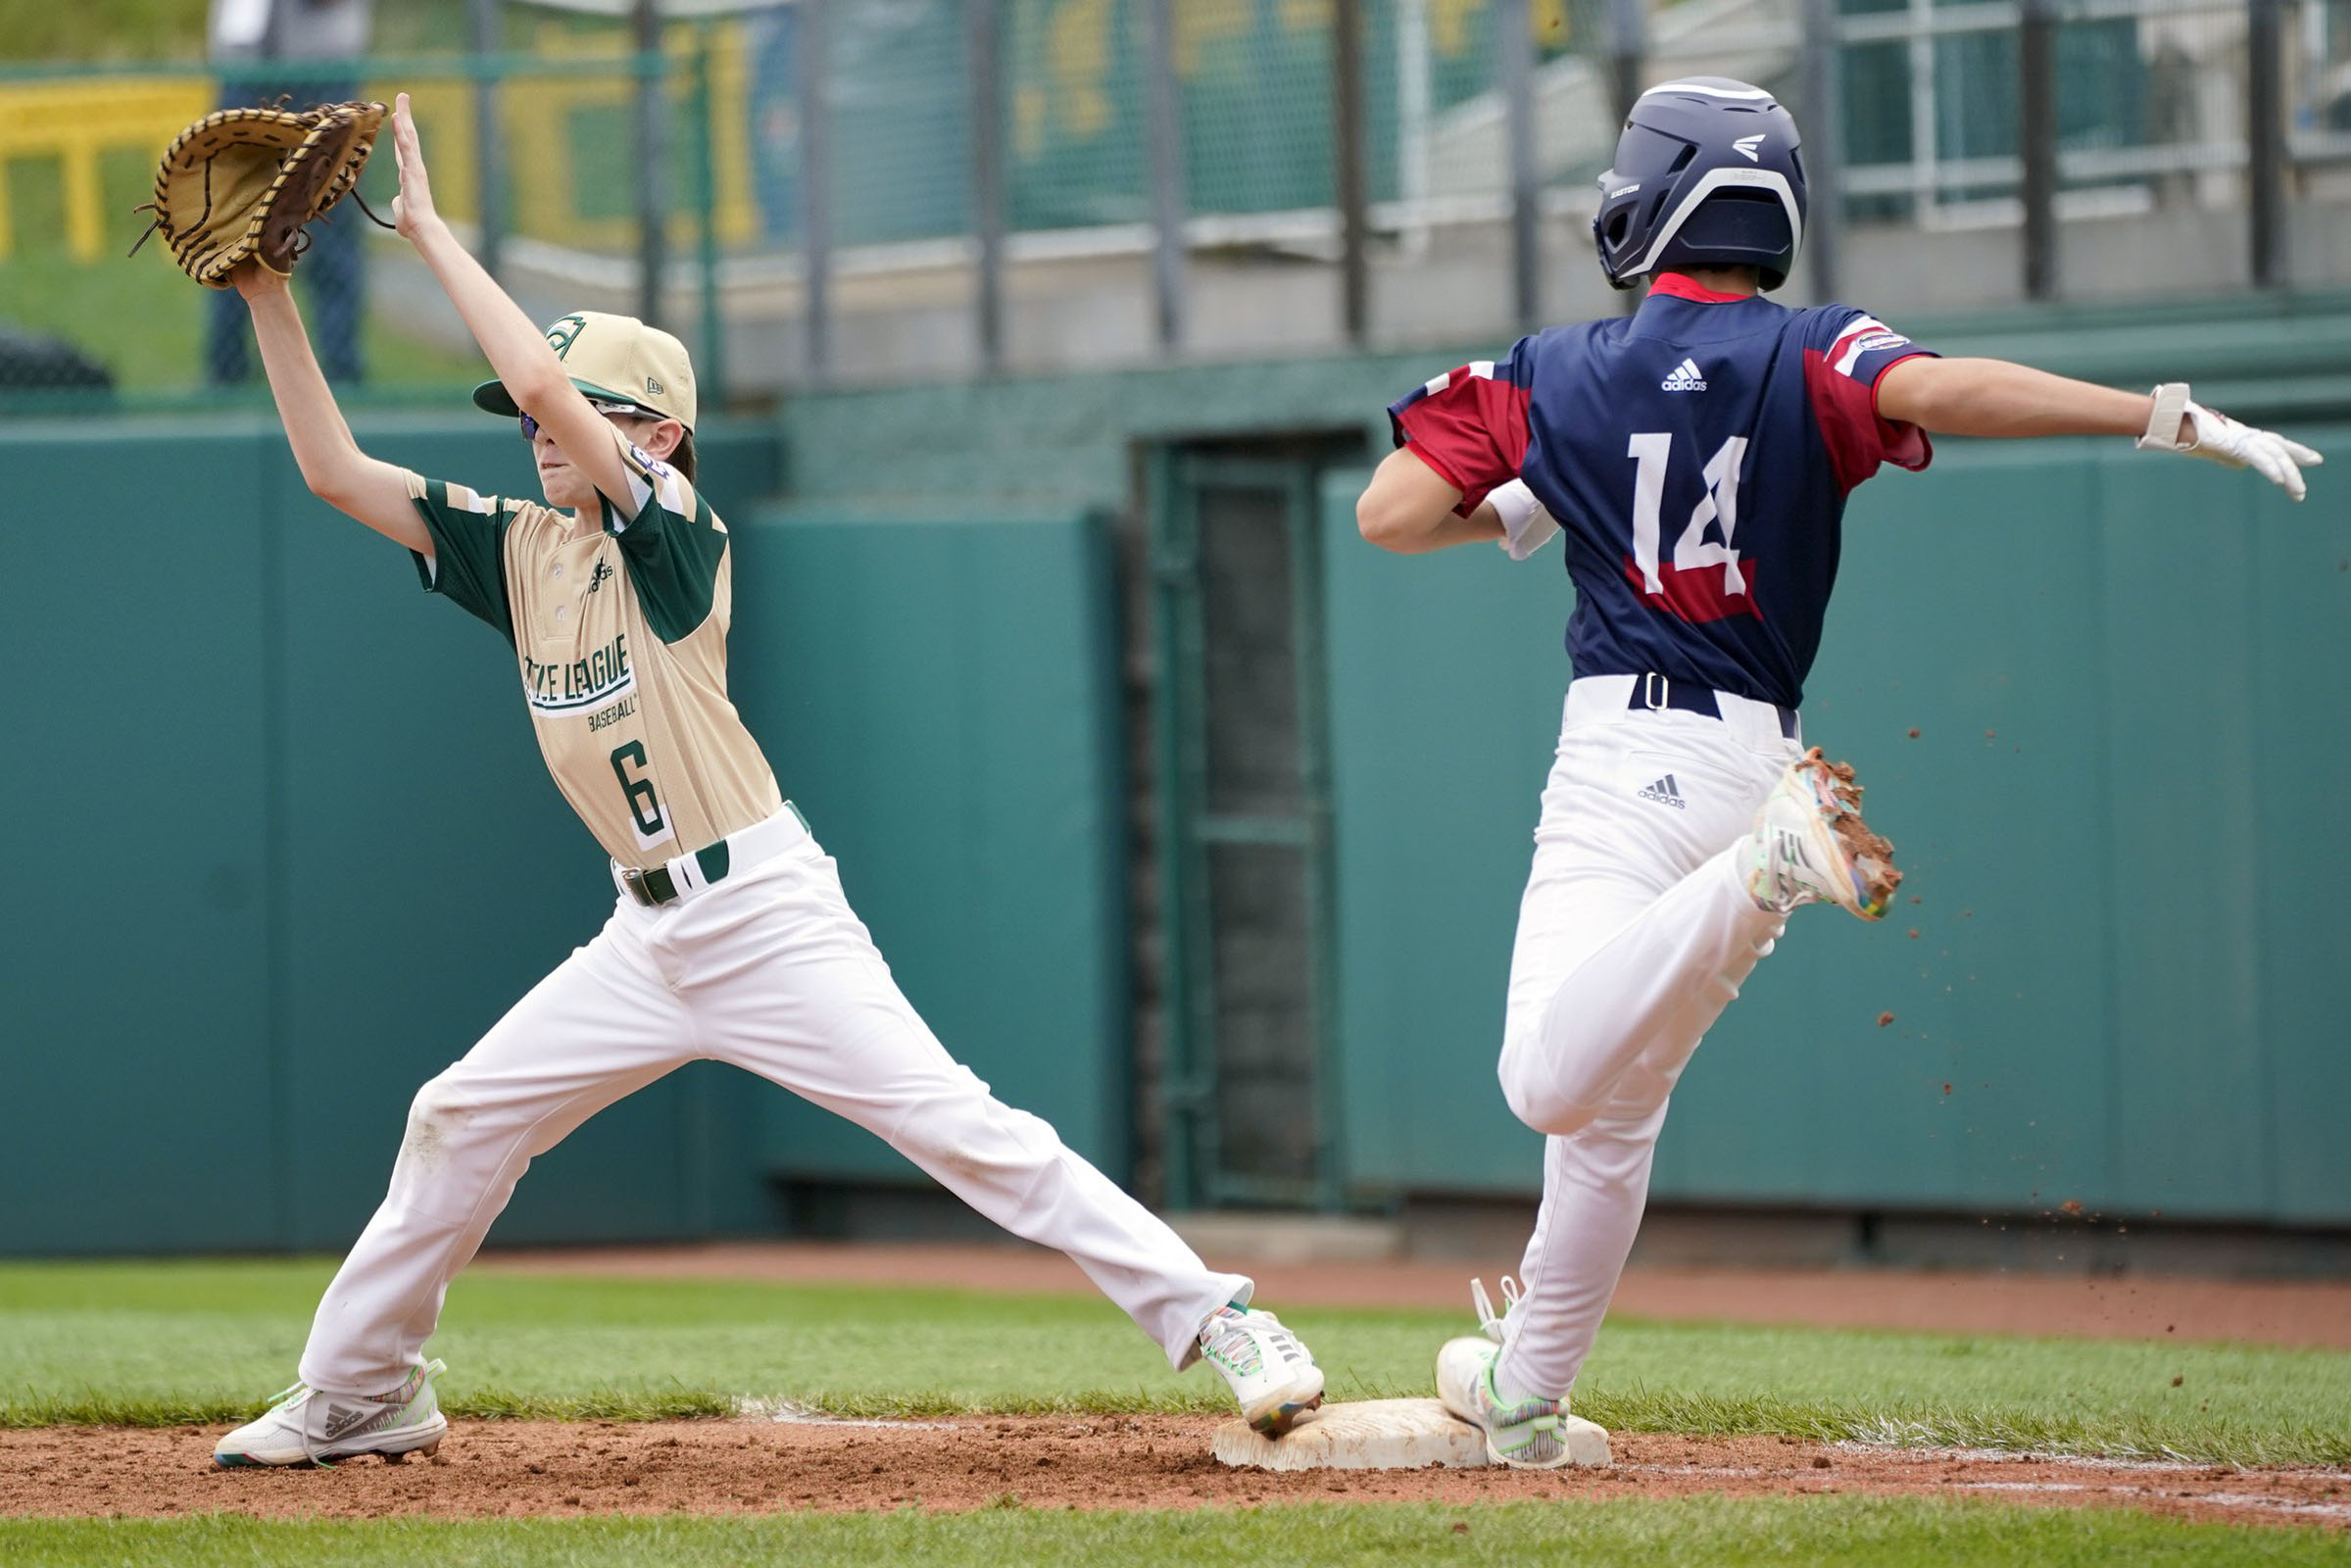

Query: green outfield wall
2;416;787;1255
1;416;1123;1256
759;296;2351;1229
1320;443;2351;1224
9;301;2351;1256
726;510;1131;1193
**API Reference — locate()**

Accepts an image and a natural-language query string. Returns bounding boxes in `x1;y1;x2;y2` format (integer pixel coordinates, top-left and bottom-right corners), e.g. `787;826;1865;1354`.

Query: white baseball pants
1489;676;1800;1402
298;811;1249;1396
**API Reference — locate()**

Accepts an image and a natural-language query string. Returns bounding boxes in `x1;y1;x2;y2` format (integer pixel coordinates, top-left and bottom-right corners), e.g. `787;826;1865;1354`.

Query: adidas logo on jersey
1639;774;1688;808
1660;358;1708;392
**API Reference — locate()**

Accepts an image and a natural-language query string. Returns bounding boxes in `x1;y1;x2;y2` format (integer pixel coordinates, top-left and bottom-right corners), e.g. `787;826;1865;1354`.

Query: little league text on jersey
523;633;633;714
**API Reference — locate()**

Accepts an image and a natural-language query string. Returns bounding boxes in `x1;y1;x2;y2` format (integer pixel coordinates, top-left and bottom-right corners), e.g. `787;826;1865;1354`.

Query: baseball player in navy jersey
1356;77;2320;1468
210;94;1322;1468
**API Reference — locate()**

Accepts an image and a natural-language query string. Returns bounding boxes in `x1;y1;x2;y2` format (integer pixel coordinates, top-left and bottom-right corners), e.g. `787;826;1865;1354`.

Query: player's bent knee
1497;1051;1597;1138
398;1075;481;1174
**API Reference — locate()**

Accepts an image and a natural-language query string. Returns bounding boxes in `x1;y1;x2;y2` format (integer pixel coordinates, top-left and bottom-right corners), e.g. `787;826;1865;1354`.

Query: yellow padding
0;77;211;261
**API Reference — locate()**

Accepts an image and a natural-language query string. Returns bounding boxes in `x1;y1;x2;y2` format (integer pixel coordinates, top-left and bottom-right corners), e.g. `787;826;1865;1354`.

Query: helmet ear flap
1591;188;1643;288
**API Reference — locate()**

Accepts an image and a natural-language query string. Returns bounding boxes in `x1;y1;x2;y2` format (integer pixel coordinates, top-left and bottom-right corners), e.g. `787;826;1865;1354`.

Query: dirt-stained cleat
1199;1304;1325;1436
1742;747;1901;920
214;1358;449;1468
1436;1336;1576;1469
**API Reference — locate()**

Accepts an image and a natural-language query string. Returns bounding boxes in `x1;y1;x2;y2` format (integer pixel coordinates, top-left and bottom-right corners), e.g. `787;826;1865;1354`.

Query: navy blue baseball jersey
1389;273;1935;710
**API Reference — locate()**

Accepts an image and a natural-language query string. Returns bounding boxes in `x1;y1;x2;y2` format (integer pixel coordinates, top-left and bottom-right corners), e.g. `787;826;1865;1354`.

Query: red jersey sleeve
1802;310;1936;494
1388;339;1536;514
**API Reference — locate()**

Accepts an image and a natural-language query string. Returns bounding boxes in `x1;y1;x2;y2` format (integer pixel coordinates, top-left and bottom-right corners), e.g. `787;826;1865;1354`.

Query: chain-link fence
4;0;2346;410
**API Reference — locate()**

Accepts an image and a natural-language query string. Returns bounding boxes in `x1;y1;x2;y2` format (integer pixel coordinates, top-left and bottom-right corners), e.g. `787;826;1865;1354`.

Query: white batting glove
1488;478;1560;561
2137;382;2323;501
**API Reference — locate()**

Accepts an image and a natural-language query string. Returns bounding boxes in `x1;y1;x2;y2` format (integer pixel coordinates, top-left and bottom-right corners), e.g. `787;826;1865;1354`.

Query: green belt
617;803;810;907
618;840;731;907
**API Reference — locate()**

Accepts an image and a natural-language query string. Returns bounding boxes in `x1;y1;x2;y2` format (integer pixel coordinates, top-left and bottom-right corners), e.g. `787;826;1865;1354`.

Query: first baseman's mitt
130;100;391;287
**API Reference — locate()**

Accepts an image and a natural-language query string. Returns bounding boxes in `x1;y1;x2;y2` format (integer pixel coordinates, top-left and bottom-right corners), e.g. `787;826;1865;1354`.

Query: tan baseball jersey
405;433;783;869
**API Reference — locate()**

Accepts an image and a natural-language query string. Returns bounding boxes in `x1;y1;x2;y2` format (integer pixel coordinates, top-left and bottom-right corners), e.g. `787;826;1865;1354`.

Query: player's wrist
2135;382;2194;452
404;209;452;247
232;261;290;301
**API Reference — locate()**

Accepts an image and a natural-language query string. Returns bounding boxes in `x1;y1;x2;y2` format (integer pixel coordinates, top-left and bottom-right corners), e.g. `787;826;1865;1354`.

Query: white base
1210;1397;1612;1471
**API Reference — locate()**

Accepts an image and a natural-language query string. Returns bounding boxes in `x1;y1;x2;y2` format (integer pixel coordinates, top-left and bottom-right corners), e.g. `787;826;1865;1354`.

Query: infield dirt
4;1417;2344;1531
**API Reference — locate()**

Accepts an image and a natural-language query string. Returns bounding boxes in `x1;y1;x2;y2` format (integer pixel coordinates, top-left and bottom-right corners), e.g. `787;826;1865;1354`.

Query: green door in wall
1150;450;1349;1210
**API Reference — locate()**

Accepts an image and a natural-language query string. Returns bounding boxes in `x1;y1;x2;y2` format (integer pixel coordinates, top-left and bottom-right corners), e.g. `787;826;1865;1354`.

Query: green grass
2;1497;2342;1568
3;1259;2347;1466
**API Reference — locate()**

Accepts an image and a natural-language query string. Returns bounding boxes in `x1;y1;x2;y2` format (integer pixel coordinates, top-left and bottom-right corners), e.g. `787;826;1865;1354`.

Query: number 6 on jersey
610;740;670;849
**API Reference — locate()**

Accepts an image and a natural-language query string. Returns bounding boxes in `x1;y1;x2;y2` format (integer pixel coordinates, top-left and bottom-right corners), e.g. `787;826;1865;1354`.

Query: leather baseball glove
131;100;390;287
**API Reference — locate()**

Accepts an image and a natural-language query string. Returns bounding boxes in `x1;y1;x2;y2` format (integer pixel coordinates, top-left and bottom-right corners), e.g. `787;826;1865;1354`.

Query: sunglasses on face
518;399;648;442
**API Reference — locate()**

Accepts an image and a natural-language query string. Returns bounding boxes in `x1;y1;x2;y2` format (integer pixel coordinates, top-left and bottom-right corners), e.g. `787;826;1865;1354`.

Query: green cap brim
471;375;645;419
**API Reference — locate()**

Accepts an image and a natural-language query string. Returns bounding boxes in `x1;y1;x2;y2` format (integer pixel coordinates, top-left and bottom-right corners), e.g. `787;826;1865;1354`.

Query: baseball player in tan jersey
212;95;1323;1468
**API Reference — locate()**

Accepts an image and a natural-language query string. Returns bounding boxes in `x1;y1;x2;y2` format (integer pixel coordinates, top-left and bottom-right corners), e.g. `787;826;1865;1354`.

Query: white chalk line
737;1398;965;1430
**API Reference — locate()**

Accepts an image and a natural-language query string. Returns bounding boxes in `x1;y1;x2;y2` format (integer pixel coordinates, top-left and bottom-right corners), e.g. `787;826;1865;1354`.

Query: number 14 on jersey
1627;431;1749;598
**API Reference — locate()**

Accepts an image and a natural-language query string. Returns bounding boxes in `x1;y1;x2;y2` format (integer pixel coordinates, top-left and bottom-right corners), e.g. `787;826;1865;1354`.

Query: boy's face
529;416;610;513
530;414;674;514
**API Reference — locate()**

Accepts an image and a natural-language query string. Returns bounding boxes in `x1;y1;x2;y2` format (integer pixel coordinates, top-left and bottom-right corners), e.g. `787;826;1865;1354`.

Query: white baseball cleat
214;1357;449;1468
1742;747;1900;920
1436;1334;1579;1469
1198;1304;1324;1436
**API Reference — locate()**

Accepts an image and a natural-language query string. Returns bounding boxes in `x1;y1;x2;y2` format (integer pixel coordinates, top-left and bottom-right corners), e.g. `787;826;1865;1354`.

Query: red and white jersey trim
1828;317;1913;377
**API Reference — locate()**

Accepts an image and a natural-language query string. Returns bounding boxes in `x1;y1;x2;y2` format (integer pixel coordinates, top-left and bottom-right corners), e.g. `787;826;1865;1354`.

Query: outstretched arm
235;266;427;551
1874;357;2155;439
1877;356;2321;499
386;93;639;514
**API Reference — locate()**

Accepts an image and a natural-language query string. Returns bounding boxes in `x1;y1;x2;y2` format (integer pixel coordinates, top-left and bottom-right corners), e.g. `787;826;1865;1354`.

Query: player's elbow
502;364;571;418
301;447;383;516
302;464;348;507
302;456;364;509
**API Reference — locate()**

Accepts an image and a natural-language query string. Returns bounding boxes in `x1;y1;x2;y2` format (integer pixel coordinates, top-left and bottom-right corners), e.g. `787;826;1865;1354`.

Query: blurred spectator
206;0;374;385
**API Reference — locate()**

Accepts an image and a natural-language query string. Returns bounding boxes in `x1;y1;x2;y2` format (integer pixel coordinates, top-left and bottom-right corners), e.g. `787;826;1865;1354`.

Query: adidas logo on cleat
1638;774;1687;808
320;1403;378;1442
1660;358;1707;392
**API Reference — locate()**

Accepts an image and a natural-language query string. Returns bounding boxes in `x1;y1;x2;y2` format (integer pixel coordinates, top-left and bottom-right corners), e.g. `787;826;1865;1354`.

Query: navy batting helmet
1592;77;1807;291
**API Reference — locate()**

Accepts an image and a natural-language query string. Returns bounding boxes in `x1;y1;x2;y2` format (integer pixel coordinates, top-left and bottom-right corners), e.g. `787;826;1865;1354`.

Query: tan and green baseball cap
472;310;698;430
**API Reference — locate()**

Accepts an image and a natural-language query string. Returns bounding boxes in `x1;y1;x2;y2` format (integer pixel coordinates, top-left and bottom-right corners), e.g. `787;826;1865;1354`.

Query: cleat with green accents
1436;1335;1576;1469
214;1358;449;1468
1198;1304;1324;1437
